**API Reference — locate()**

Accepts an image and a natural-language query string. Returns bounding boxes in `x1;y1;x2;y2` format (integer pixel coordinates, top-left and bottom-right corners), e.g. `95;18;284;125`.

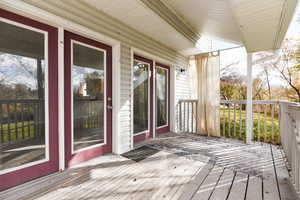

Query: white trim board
58;26;65;171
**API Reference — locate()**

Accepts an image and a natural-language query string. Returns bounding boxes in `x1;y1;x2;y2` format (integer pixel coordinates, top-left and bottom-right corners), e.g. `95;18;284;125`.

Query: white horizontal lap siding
174;67;193;133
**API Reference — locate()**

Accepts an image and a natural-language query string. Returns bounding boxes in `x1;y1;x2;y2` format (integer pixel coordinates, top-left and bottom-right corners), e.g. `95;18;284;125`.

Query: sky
220;4;300;87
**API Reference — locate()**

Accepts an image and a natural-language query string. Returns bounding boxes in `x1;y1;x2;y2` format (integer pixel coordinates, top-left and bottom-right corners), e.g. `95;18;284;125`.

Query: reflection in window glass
156;67;167;127
0;21;46;171
72;42;105;152
133;60;149;134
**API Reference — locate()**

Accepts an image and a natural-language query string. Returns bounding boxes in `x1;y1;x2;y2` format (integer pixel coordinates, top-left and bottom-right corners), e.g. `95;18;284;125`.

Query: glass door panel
0;20;47;172
64;31;112;167
72;42;105;153
133;55;153;143
133;60;149;134
0;9;58;191
155;64;170;134
156;67;168;128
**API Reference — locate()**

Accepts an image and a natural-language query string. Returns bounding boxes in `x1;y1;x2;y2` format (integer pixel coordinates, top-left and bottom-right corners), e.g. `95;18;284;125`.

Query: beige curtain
195;52;220;137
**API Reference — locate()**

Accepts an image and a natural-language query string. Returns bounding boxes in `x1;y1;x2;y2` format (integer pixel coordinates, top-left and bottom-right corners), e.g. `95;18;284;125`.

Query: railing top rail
287;104;300;119
221;100;283;104
220;100;300;105
74;99;104;102
179;99;198;103
0;99;43;104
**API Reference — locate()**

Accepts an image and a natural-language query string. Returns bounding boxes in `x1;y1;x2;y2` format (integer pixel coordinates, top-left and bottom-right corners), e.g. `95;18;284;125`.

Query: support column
246;53;253;143
58;27;65;171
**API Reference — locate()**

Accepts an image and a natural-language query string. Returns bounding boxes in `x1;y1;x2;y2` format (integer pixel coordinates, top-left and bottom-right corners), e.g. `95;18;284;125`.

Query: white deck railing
280;102;300;192
220;100;282;144
178;99;300;193
178;99;300;144
178;100;198;134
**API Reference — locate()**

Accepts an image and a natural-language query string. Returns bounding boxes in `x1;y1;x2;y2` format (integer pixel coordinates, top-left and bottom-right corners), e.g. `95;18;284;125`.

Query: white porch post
58;27;65;171
246;53;253;143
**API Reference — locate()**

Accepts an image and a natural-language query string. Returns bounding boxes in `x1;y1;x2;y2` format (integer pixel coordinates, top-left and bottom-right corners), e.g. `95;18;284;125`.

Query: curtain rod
193;45;244;57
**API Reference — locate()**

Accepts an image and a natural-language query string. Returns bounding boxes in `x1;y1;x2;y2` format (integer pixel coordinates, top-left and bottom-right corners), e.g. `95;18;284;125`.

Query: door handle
107;105;113;110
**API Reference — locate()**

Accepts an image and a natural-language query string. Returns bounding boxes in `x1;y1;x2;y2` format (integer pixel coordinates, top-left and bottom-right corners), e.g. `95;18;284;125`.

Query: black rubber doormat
121;146;160;162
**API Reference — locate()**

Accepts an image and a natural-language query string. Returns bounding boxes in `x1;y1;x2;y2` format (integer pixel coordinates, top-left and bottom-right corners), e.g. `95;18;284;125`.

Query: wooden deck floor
1;132;299;200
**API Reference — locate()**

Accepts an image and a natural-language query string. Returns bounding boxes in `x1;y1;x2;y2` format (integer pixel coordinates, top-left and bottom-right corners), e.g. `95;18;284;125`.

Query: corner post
246;53;253;143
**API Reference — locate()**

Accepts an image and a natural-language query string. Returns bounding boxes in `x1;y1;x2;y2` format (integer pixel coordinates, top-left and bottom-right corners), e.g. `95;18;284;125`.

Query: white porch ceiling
83;0;298;54
21;0;299;55
162;0;244;46
81;0;195;51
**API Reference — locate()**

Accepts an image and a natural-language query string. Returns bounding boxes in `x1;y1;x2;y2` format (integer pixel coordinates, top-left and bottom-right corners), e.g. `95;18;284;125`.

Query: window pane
133;60;149;134
156;67;167;127
0;21;46;171
72;42;105;152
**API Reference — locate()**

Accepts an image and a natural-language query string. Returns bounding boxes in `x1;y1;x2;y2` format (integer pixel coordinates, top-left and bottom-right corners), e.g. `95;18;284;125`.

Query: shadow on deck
0;132;299;200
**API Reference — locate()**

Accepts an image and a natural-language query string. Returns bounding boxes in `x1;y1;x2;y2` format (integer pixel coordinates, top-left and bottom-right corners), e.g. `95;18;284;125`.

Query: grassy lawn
0;121;37;143
220;107;280;144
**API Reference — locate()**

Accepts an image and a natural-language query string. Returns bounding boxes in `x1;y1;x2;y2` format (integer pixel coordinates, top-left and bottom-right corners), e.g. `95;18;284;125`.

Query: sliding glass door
132;56;170;143
0;9;58;191
133;55;153;143
156;63;170;134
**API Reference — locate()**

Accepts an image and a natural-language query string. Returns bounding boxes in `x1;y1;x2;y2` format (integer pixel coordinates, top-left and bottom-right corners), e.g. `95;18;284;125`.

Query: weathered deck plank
209;168;235;200
246;176;263;200
191;166;224;200
272;145;299;200
179;162;214;200
262;144;280;200
0;133;298;200
227;172;248;200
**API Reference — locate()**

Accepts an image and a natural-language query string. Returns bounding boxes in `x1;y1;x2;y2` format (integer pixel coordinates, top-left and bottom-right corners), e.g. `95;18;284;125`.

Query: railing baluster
27;103;31;137
264;104;267;142
233;103;236;137
187;101;190;133
223;103;226;136
195;100;198;133
191;101;194;133
7;103;11;142
239;103;242;138
14;103;18;140
183;101;186;132
21;103;25;139
228;103;231;137
34;102;38;137
179;101;182;132
37;100;40;136
258;104;261;142
271;104;275;143
0;104;3;143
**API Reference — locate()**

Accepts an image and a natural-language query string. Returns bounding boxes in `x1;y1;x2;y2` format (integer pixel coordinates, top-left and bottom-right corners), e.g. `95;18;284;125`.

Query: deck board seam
208;167;225;200
225;171;237;200
243;174;250;200
188;163;215;200
270;144;282;200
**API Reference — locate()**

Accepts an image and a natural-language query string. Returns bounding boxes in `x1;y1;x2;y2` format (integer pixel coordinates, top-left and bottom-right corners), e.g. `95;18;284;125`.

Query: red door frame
155;63;170;134
133;55;154;143
0;9;59;191
64;31;112;167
